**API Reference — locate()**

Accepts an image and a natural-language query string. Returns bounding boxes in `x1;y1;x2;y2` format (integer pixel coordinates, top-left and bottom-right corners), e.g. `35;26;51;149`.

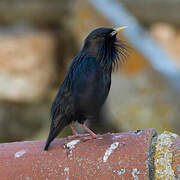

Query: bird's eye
110;30;117;37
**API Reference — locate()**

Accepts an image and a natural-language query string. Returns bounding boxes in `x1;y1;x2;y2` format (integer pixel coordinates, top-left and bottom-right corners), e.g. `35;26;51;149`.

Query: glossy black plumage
44;27;127;150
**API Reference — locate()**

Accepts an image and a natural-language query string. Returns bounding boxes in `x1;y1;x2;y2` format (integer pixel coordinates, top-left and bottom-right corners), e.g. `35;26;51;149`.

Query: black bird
44;27;128;150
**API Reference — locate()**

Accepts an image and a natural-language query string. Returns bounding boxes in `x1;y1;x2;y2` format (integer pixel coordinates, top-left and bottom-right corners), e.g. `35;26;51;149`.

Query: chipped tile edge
148;129;158;180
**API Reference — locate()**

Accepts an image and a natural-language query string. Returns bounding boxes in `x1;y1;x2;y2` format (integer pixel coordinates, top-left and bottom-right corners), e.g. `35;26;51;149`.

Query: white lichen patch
64;140;80;150
117;168;126;176
154;131;179;180
64;167;69;173
64;167;69;180
103;142;119;162
131;168;140;180
114;135;123;139
14;149;26;158
97;137;103;140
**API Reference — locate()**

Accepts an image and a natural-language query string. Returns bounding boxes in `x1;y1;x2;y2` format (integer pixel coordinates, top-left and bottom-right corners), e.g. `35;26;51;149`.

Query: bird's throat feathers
99;38;127;72
83;38;128;72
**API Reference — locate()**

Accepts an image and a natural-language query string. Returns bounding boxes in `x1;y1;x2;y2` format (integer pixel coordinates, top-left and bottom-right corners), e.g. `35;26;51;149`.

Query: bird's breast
75;71;111;113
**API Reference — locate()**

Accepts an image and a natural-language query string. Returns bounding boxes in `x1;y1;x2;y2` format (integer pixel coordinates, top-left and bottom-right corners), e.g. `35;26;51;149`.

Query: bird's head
82;27;128;71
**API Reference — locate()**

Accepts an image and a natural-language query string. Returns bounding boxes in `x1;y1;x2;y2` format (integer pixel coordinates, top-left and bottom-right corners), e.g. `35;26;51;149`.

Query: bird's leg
79;124;98;139
70;124;78;136
67;124;89;140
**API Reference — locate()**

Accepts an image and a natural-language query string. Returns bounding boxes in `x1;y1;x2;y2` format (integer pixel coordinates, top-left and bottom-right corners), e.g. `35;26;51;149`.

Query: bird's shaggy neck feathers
82;37;127;72
96;38;127;72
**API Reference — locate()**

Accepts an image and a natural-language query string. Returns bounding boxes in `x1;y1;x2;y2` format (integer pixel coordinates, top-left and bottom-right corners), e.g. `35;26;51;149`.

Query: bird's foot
68;123;90;140
67;133;89;140
68;123;100;141
80;134;102;142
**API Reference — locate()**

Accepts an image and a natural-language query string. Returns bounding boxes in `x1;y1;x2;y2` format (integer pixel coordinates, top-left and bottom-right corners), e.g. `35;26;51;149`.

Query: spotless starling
44;27;128;150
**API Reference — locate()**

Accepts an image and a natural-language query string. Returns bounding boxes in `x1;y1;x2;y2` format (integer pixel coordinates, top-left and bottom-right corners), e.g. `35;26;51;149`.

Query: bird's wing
45;86;74;150
50;85;74;129
44;85;74;150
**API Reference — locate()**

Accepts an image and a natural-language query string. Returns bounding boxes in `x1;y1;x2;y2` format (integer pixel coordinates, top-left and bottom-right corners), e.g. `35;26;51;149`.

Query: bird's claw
80;134;101;142
66;133;90;140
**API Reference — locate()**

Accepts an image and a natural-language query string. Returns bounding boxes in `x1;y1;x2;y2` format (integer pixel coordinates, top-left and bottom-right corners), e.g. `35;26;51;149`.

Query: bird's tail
44;119;70;151
44;129;59;151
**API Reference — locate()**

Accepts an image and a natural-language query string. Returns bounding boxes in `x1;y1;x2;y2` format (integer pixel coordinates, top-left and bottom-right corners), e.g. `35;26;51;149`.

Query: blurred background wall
0;0;179;143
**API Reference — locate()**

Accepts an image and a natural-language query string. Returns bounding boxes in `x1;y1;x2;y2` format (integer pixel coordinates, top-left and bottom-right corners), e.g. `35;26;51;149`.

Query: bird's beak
110;26;127;36
115;26;127;33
